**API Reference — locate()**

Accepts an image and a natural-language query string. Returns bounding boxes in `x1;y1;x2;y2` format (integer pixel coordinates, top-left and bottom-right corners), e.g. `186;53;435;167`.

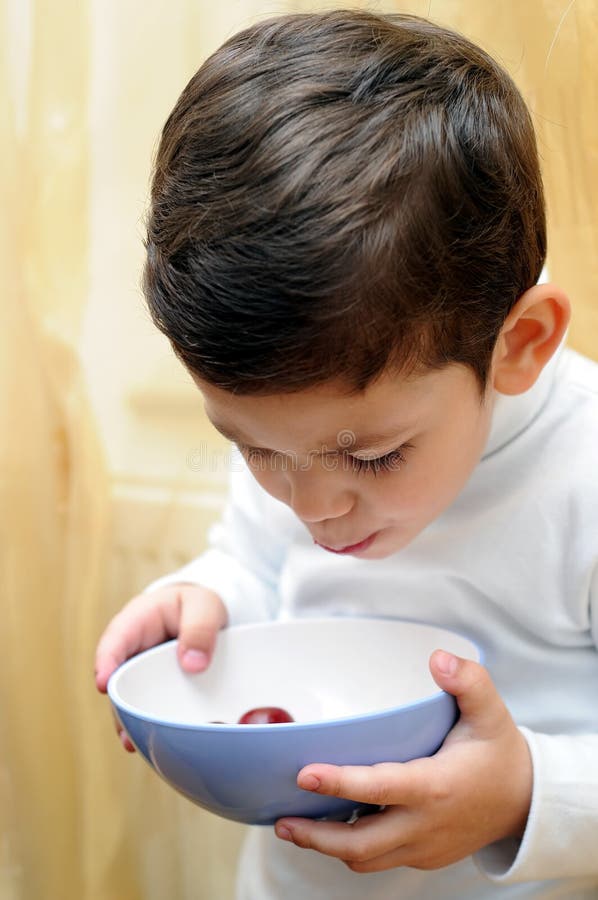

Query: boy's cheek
248;467;290;505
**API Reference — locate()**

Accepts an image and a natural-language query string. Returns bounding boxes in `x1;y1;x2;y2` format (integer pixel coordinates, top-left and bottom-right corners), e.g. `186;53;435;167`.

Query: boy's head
144;9;547;397
143;11;569;558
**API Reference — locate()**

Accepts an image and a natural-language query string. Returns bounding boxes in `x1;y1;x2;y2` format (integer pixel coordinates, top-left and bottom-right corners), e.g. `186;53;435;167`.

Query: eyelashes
237;442;410;476
349;446;408;477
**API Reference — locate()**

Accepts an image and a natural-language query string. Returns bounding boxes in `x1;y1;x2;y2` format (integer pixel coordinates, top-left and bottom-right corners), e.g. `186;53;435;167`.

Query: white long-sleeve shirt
149;345;598;899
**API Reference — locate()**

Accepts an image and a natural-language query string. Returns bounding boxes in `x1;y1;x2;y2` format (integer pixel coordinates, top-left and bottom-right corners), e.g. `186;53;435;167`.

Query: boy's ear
491;283;571;396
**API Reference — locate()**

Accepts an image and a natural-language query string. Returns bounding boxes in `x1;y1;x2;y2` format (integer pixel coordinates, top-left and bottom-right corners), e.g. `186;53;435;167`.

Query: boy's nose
287;472;354;523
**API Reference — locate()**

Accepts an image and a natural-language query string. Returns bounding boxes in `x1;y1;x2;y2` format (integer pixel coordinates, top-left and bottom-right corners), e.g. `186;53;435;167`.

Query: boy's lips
314;531;379;555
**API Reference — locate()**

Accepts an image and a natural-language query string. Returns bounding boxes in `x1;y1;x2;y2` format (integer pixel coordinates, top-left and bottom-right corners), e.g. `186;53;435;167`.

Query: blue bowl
108;617;478;825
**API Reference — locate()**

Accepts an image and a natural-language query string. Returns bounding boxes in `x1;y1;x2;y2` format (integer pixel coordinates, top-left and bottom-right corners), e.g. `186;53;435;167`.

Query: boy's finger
177;587;227;672
116;725;135;753
275;806;407;864
94;589;182;691
429;650;509;737
94;630;134;693
295;761;427;807
94;647;120;693
109;703;137;753
119;728;136;753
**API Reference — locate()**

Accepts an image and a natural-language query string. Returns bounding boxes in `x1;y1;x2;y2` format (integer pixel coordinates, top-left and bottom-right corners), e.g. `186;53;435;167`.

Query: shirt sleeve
474;559;598;883
145;449;296;625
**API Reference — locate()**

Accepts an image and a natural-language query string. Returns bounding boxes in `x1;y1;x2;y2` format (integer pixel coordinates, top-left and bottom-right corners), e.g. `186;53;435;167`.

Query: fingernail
299;773;320;792
182;649;208;671
435;650;458;675
276;826;292;841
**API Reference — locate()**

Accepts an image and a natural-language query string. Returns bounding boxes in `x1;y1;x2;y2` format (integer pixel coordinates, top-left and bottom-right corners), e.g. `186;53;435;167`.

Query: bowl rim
107;616;481;732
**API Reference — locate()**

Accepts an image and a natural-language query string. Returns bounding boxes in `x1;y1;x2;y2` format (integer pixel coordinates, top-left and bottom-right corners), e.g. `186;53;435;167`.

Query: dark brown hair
144;10;546;395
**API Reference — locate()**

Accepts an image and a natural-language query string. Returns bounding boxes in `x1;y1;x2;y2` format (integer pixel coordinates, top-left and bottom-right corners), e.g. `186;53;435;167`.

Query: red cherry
237;706;294;725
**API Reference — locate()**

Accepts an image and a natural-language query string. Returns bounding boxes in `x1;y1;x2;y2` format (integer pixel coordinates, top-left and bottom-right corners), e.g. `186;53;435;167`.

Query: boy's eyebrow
208;419;410;454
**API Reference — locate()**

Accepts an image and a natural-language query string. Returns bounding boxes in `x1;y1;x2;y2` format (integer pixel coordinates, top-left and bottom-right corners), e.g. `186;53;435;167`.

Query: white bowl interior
110;618;478;726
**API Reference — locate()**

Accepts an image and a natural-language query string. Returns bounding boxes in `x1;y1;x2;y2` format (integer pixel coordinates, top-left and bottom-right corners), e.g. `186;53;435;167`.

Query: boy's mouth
314;531;379;555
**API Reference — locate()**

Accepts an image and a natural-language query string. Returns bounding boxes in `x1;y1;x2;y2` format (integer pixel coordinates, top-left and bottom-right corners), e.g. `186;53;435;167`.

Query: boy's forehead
193;366;471;452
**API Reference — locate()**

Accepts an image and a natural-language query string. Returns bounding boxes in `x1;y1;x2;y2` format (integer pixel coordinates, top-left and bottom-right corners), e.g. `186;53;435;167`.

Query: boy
95;11;598;899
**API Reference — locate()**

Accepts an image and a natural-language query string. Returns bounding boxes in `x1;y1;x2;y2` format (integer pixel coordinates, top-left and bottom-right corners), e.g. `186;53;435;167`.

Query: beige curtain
1;2;596;900
0;2;112;899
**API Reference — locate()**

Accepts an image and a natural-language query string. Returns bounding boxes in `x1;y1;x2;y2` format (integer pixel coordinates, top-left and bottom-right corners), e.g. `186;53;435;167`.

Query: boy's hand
274;651;532;872
94;584;227;752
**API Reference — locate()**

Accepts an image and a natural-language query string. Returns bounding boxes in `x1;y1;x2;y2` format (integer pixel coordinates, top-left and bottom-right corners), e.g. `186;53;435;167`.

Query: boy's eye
349;446;408;476
236;442;410;475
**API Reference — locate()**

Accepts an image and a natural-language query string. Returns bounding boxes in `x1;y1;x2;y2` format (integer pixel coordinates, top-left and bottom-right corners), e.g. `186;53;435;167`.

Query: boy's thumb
429;649;509;737
176;586;227;673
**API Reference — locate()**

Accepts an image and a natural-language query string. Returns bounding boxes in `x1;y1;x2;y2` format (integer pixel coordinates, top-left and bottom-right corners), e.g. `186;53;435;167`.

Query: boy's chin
351;527;418;560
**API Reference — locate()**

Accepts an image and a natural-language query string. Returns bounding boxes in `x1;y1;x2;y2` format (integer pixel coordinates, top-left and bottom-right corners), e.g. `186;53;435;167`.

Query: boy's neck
483;336;566;459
